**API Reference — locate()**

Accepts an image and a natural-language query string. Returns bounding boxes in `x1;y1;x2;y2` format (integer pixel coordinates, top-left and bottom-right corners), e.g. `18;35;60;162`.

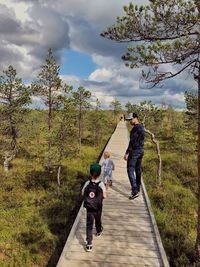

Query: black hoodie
126;124;144;154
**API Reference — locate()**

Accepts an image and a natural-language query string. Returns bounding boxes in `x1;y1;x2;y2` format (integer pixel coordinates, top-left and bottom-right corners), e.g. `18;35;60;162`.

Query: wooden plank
103;204;148;209
69;244;159;256
63;260;162;267
67;248;160;259
104;204;146;207
79;209;147;217
102;210;149;216
102;214;150;219
77;229;154;238
71;238;158;250
74;233;157;245
79;218;152;224
78;224;153;231
104;204;147;209
65;252;163;266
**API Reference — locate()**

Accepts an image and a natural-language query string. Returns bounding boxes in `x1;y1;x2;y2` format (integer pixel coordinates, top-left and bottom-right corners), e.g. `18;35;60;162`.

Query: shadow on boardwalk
110;180;130;199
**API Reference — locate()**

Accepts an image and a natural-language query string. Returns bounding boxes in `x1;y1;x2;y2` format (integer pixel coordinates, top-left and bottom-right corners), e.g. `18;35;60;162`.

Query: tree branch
102;31;199;43
144;128;162;185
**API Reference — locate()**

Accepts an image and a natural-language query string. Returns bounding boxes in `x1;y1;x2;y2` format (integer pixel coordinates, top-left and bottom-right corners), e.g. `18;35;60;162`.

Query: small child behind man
101;151;115;188
82;163;106;252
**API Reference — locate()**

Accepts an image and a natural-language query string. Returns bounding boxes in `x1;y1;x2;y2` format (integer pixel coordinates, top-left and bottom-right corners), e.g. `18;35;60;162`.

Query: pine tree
0;65;31;170
109;98;122;124
88;98;103;146
101;0;200;253
54;94;78;186
72;86;91;151
31;48;71;170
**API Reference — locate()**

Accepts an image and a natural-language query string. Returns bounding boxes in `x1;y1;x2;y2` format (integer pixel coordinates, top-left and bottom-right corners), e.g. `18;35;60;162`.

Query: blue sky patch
60;49;97;78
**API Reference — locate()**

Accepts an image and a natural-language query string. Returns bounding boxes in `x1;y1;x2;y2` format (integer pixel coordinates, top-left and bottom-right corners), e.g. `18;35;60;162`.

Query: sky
0;0;197;109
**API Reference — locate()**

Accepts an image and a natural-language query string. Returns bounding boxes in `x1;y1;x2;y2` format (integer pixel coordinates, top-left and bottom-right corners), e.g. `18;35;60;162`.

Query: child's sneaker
96;226;103;236
86;244;92;252
129;191;139;200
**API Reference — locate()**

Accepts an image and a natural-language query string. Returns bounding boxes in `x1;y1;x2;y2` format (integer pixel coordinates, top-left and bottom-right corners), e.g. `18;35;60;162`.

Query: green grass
0;109;116;267
0;144;112;266
143;138;198;266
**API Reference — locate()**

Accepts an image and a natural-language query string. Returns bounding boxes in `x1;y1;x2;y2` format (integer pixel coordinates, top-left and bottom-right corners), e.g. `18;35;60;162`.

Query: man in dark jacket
124;113;145;199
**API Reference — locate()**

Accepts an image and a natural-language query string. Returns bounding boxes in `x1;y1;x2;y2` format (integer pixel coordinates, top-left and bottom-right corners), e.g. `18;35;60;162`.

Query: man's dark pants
86;208;102;245
127;149;144;193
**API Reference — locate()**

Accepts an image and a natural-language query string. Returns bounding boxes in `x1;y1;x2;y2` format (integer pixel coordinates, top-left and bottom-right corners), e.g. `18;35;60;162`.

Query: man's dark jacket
126;124;144;155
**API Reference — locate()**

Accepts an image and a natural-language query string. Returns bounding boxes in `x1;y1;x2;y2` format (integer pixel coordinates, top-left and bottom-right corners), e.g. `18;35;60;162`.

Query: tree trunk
142;116;162;185
195;0;200;13
48;87;52;131
8;114;17;152
196;66;200;254
78;101;82;151
4;151;16;171
11;126;17;151
144;128;162;185
47;88;52;170
5;115;18;171
57;165;61;186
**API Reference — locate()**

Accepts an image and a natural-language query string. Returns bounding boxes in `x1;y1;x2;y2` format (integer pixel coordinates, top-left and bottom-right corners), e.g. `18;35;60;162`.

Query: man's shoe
129;191;139;200
96;227;103;236
86;244;92;252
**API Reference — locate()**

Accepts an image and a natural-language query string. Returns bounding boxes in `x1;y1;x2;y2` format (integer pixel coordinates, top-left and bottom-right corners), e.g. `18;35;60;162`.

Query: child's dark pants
86;208;102;245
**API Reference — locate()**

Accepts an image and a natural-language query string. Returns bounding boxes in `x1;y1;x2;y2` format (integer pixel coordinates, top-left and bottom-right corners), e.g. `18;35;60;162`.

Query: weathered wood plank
74;233;157;245
71;238;158;250
78;224;153;231
62;260;163;267
65;252;163;266
77;229;154;237
79;218;152;224
69;244;159;256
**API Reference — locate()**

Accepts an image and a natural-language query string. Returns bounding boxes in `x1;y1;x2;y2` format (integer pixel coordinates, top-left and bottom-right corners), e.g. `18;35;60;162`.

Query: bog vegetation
0;50;118;266
0;48;198;267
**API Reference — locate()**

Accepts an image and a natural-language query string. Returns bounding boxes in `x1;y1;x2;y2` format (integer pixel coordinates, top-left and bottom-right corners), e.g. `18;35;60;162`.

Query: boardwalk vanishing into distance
57;121;170;267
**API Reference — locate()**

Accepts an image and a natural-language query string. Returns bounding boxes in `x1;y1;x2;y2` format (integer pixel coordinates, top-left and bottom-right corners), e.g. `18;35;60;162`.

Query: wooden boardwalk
57;121;170;267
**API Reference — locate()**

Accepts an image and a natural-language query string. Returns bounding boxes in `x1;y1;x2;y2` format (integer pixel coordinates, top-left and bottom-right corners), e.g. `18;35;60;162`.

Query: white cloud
0;0;31;22
0;0;70;79
0;0;197;109
163;91;185;103
91;53;118;67
89;68;113;82
60;74;81;88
